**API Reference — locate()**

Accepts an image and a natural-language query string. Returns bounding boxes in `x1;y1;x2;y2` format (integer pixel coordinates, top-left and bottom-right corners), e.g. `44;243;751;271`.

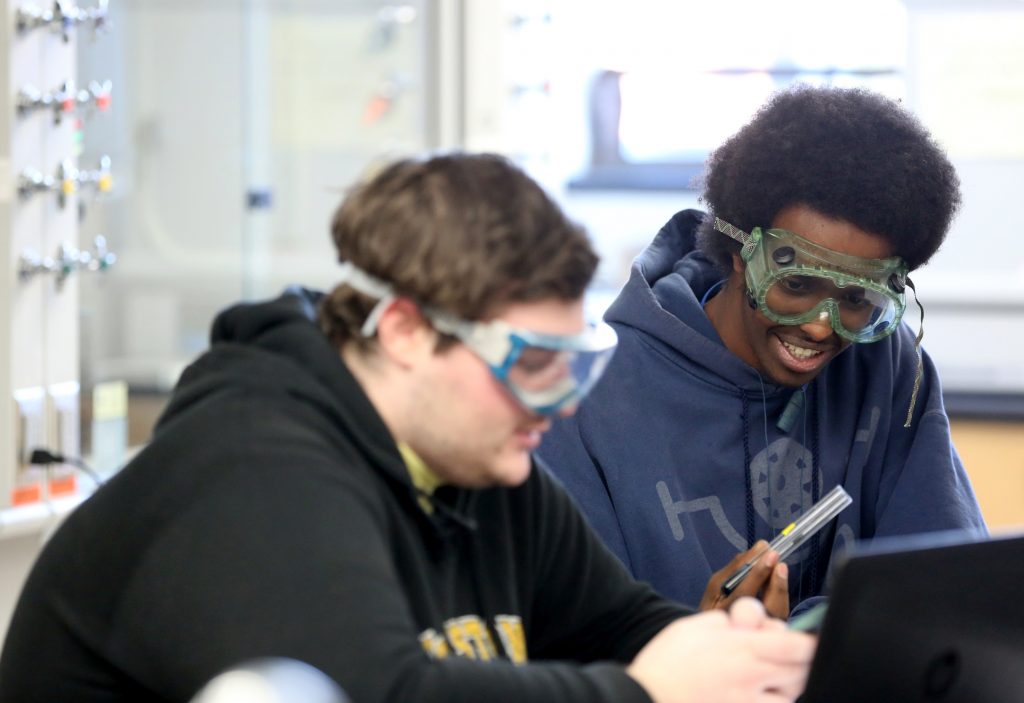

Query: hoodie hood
169;286;481;542
160;286;411;491
605;209;789;395
538;209;985;614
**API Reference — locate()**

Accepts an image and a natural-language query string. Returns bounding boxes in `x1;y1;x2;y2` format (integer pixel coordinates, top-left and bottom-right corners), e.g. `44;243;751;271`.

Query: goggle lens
502;331;616;414
429;314;618;415
740;225;907;343
762;273;900;340
506;347;569;389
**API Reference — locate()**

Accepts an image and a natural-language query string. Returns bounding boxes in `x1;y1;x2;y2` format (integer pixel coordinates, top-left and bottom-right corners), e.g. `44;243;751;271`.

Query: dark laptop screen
801;530;1024;703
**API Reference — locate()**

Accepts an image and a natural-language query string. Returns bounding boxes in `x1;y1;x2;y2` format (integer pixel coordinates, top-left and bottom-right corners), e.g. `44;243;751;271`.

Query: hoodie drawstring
740;394;757;548
807;403;822;597
742;384;826;603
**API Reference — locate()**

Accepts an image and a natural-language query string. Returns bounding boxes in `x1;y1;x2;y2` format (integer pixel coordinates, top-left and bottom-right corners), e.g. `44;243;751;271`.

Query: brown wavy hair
318;152;598;350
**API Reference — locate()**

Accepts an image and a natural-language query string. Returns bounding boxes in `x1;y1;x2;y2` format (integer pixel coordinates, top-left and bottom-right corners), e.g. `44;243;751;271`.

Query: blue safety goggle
426;311;618;415
336;260;617;415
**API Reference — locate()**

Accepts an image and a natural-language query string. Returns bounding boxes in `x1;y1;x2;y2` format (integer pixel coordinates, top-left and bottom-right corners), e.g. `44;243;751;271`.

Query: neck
703;277;760;370
341;343;409;443
702;279;736;335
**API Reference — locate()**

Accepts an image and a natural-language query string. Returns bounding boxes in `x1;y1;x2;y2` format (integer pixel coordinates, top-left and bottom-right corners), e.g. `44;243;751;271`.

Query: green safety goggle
714;218;910;343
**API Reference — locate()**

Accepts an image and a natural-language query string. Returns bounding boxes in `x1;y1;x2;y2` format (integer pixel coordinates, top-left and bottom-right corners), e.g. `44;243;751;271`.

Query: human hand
699;540;790;619
627;598;815;703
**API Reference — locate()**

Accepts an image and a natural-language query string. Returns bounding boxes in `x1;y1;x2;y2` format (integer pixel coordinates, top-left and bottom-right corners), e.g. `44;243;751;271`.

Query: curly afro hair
696;85;961;274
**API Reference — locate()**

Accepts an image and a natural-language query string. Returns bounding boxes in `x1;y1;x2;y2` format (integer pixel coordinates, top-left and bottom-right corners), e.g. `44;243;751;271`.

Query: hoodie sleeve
522;462;692;664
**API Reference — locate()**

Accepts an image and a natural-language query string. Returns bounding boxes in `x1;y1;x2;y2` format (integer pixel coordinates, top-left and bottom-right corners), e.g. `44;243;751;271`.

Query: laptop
800;530;1024;703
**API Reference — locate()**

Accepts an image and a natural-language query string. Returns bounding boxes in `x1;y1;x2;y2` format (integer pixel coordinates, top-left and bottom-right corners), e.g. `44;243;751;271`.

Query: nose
798;309;835;342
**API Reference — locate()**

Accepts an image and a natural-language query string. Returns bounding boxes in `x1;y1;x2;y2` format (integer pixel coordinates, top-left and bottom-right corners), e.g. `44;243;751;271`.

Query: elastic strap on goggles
714;217;761;261
336;261;397;337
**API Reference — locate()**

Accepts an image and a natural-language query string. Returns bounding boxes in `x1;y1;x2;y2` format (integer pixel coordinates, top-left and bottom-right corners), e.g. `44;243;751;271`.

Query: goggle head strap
336;261;399;338
336;261;517;361
713;217;761;262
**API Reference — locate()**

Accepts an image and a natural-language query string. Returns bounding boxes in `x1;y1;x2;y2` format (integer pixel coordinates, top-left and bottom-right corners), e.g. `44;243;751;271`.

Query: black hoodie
0;288;688;703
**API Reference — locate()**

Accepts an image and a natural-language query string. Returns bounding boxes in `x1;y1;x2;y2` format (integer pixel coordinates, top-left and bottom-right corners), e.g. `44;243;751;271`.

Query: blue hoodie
537;209;986;613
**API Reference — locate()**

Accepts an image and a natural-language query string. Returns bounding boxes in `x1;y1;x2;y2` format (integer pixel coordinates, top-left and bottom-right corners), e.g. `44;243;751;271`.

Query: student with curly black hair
696;86;961;273
538;85;986;620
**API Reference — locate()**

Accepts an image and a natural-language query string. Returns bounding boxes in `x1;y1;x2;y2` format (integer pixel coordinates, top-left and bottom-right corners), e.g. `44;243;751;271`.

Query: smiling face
706;204;895;387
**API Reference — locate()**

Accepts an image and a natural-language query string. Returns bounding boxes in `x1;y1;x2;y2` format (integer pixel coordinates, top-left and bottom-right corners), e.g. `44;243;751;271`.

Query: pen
720;558;758;596
721;519;802;596
718;485;852;596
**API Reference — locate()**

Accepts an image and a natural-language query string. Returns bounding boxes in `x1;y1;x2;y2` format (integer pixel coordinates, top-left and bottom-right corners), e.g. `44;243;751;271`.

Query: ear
373;298;437;369
730;252;746;275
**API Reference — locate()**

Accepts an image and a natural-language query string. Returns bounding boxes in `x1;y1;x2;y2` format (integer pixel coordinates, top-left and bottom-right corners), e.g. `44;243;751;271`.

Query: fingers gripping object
720;485;853;596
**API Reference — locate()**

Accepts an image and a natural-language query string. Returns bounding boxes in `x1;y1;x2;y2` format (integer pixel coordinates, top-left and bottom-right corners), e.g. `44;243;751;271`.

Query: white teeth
782;340;821;360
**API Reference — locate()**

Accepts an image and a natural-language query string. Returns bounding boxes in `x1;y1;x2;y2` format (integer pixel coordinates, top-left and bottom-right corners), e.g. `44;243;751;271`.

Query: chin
765;365;822;388
492;452;534;487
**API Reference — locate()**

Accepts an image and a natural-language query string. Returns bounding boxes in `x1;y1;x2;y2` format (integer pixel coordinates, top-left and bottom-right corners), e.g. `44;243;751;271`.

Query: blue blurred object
190;658;349;703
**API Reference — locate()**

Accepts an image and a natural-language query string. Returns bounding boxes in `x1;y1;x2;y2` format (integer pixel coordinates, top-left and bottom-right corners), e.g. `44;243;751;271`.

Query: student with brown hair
0;153;813;703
